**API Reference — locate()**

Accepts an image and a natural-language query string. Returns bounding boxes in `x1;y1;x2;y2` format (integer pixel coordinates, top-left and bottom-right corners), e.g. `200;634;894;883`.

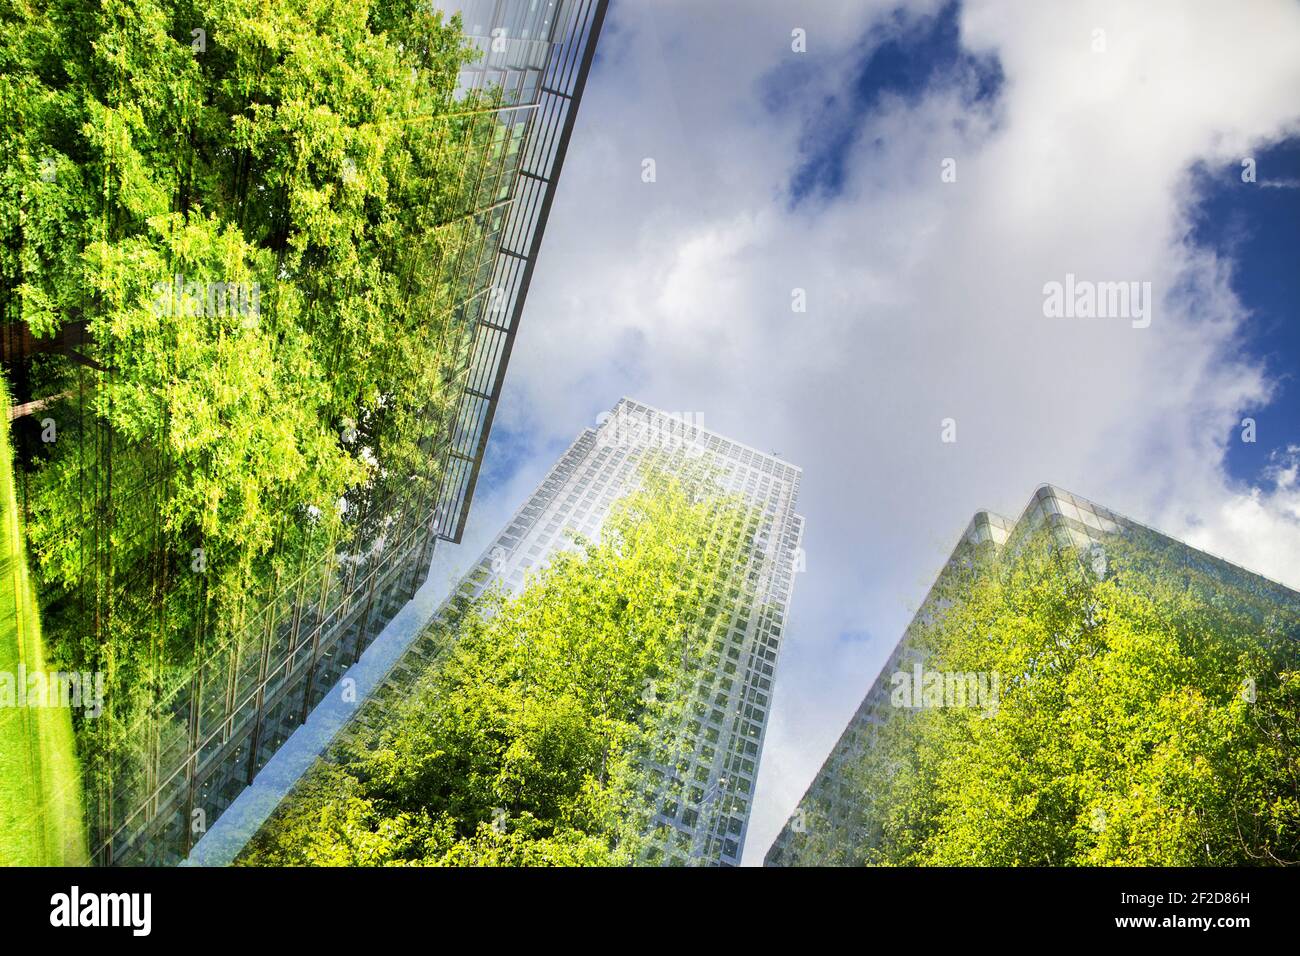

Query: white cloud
440;0;1300;864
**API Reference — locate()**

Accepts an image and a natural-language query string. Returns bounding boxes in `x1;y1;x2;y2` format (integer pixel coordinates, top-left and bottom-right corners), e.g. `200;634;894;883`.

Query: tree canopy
1;0;508;856
801;529;1300;866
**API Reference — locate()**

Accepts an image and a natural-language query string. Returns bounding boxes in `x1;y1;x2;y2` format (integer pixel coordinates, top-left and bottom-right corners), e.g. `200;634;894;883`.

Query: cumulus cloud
433;0;1300;864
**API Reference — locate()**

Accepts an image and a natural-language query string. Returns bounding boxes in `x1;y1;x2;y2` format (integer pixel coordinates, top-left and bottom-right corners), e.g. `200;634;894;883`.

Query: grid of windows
432;0;609;543
367;398;805;866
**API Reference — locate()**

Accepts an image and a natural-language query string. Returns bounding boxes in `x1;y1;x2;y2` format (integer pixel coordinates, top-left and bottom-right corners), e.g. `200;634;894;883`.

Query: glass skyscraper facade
347;398;805;866
431;0;609;543
2;0;605;866
765;483;1300;866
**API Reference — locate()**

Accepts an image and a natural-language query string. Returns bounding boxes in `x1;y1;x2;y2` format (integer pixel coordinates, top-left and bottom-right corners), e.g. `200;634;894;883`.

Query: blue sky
1190;138;1300;483
780;1;1003;206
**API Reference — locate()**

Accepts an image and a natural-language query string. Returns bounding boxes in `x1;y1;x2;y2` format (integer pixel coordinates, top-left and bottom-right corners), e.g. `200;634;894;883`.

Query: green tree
240;465;764;866
1;0;512;853
851;530;1300;866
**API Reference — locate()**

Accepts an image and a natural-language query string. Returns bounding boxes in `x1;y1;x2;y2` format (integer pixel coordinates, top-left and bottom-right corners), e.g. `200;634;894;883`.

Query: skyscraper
765;483;1300;866
341;398;805;866
1;0;605;866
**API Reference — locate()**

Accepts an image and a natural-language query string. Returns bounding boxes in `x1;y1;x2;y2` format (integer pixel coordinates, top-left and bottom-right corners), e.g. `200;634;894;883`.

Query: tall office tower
1;0;605;865
343;398;805;866
765;484;1300;866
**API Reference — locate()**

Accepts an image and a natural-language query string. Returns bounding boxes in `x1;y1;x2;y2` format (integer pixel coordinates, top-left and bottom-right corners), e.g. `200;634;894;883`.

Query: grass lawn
0;378;87;865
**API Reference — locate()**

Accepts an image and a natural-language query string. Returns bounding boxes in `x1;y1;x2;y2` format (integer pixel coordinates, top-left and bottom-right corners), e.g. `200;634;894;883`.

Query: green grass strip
0;375;87;865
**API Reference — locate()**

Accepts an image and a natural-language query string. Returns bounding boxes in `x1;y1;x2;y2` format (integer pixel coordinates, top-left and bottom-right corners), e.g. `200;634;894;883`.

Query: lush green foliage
1;0;506;841
818;531;1300;866
240;468;762;866
0;374;86;865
